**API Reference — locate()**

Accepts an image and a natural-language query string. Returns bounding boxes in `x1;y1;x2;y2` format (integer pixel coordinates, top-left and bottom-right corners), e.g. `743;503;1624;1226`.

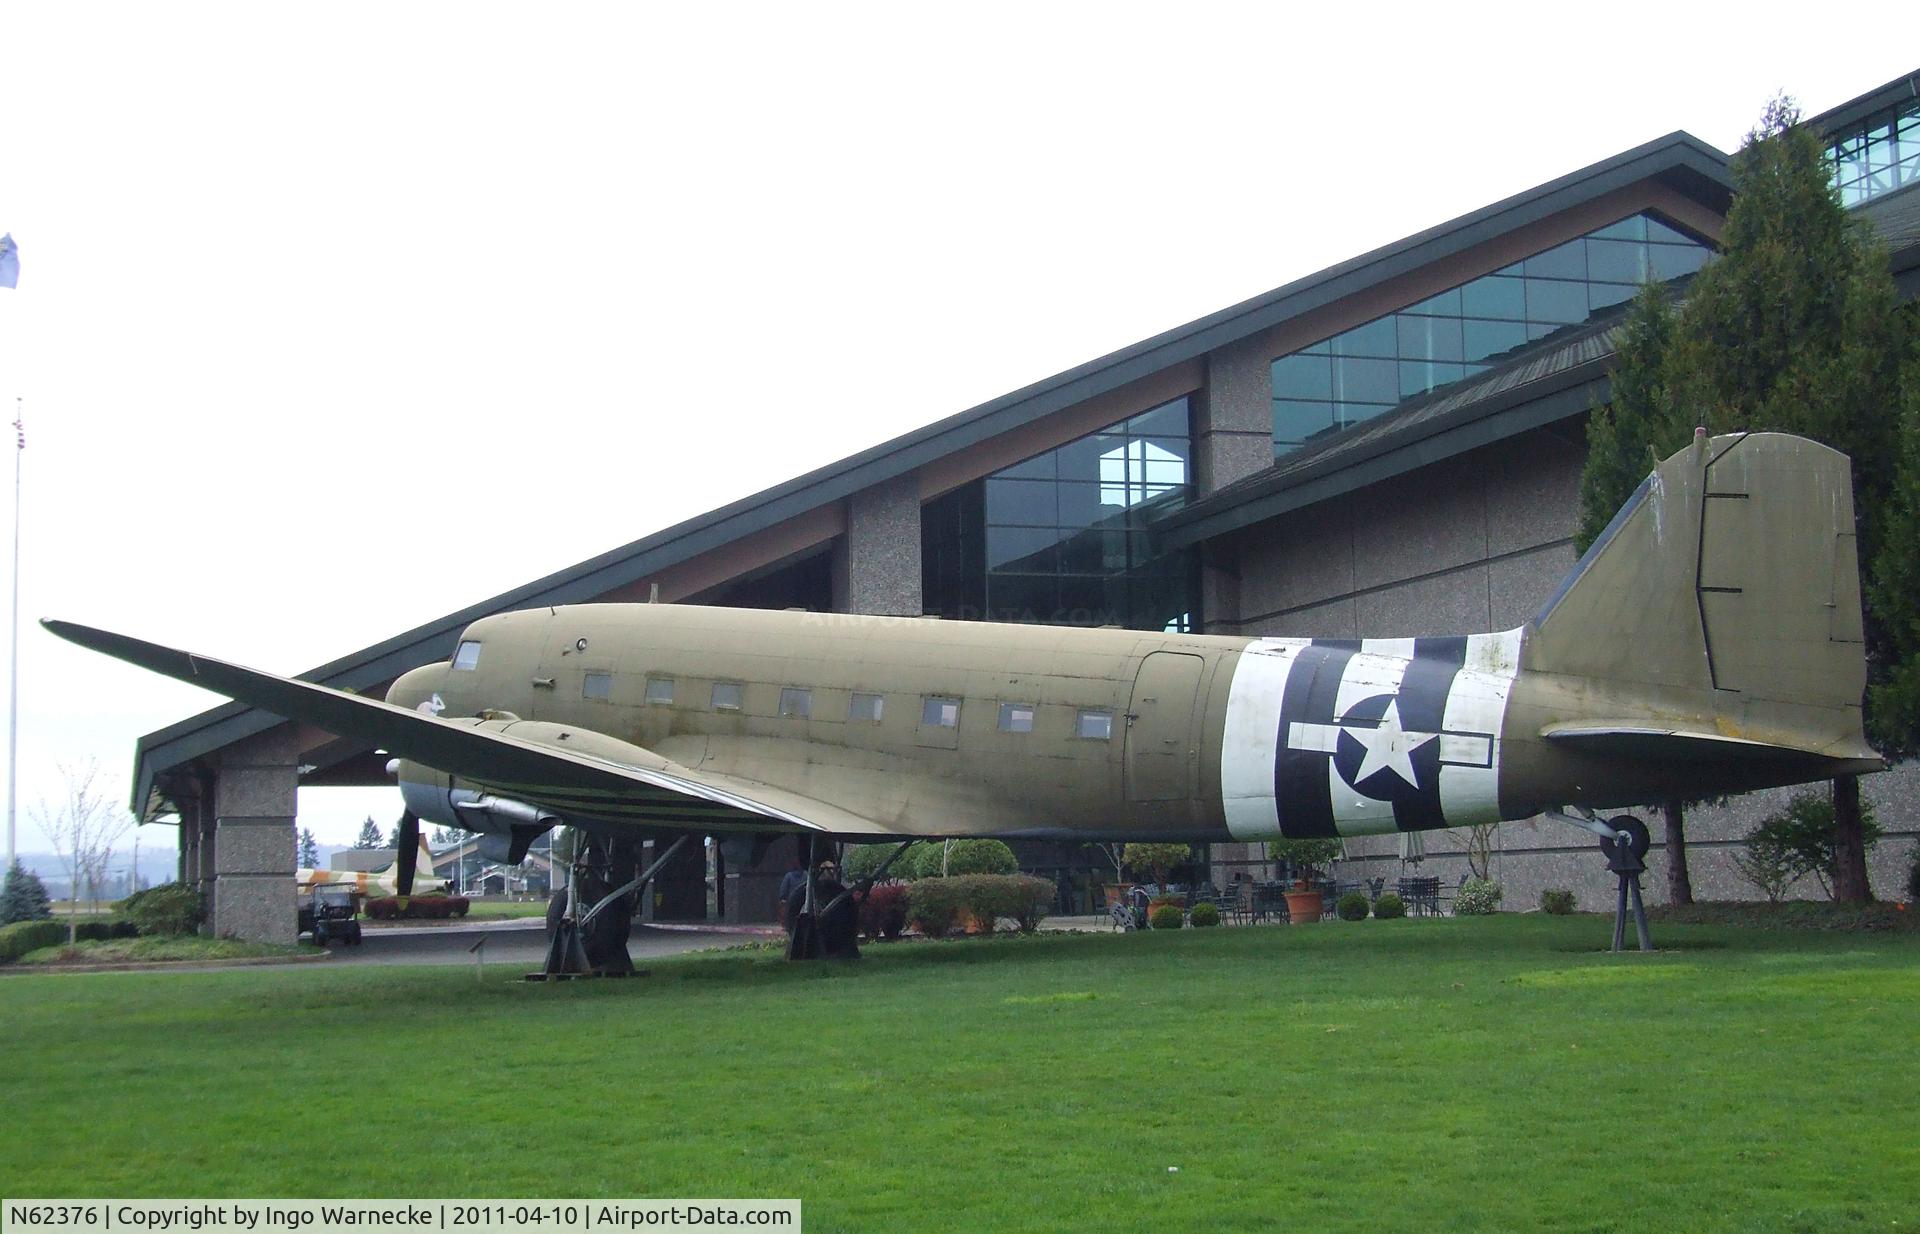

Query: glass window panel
921;696;960;728
1056;480;1115;528
1526;320;1560;342
987;525;1061;572
1524;239;1586;280
849;692;884;722
1399;361;1464;398
1057;526;1127;574
1396;314;1463;362
1649;243;1707;280
1332;316;1397;358
1340;404;1394;432
452;640;482;671
1462;319;1528;363
997;702;1035;733
1643;216;1695;246
1137;437;1189;482
1274;400;1335;444
1525;278;1589;324
1585;238;1647;284
1127;398;1189;439
1461;275;1526;320
1333;356;1399;404
1406;287;1462;316
996;453;1055;481
1304;339;1331;355
1054;433;1120;485
778;687;812;718
1592;215;1646;242
1056;574;1119;625
711;682;743;710
986;573;1056;622
1076;710;1114;740
984;477;1057;526
1272;354;1334;399
583;671;612;701
1588;281;1634;313
645;677;674;705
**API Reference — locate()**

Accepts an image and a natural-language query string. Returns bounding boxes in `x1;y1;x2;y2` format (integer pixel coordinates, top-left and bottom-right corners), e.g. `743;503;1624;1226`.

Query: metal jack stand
529;834;690;981
1602;815;1654;953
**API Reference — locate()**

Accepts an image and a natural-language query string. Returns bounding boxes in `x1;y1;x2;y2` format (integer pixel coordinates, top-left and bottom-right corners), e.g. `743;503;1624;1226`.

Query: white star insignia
1346;699;1437;787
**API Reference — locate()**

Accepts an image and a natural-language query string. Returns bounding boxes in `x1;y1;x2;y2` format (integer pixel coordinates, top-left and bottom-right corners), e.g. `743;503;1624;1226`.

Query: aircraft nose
386;662;448;715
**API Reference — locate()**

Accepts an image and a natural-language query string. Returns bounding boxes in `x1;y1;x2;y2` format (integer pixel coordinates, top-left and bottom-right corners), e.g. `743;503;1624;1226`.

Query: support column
1195;337;1276;497
211;728;301;944
832;473;923;616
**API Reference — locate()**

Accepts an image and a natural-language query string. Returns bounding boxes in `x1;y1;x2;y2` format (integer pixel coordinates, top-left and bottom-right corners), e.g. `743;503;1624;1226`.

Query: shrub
1373;892;1406;919
1006;874;1055;934
1123;842;1193;885
842;844;899;884
1336;891;1369;921
127;883;205;937
858;883;910;940
73;919;139;942
911;839;1018;879
1189;901;1221;928
1540;888;1577;915
364;895;469;920
1746;789;1882;899
0;919;68;963
906;879;963;938
1454;879;1503;915
1149;903;1184;930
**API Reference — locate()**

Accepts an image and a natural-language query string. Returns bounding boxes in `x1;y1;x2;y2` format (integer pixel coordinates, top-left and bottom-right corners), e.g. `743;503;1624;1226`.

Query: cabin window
849;692;884;722
998;703;1035;733
583;671;612;701
712;682;744;711
921;696;961;728
1076;709;1114;740
645;677;675;705
452;640;482;671
779;687;812;718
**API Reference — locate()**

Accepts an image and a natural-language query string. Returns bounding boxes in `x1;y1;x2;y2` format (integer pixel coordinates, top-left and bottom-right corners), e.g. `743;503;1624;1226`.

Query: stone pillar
1195;337;1276;496
833;474;923;616
211;728;301;944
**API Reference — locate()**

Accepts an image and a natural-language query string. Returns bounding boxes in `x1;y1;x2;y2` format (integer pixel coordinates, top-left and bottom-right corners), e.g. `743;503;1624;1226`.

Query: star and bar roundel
1220;632;1519;840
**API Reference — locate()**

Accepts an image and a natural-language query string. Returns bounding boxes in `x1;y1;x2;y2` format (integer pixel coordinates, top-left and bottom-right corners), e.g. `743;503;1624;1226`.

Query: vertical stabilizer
1527;432;1869;751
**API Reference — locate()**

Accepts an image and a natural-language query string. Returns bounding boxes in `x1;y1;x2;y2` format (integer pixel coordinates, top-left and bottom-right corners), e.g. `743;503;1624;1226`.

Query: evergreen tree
353;816;385;849
1;861;54;924
1868;318;1920;755
1576;281;1687;554
297;827;318;868
1657;96;1912;902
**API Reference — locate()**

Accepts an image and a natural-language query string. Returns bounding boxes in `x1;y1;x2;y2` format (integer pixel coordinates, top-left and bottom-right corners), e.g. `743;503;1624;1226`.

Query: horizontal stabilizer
1541;723;1881;772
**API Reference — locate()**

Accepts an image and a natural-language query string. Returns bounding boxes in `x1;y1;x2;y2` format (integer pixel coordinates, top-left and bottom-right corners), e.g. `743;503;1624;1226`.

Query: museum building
138;72;1920;940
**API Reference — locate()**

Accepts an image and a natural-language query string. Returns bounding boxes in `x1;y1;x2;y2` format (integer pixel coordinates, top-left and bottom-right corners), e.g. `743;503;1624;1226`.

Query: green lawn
3;917;1915;1233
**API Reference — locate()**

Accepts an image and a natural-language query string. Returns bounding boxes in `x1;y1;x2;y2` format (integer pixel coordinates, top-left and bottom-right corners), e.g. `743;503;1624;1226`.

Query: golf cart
300;884;363;947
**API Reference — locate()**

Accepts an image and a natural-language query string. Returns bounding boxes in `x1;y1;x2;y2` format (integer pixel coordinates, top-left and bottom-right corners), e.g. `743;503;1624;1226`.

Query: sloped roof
131;132;1733;817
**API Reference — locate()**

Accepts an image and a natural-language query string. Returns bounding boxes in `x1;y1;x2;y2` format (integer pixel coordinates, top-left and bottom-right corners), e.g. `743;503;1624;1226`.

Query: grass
3;916;1915;1233
13;936;313;965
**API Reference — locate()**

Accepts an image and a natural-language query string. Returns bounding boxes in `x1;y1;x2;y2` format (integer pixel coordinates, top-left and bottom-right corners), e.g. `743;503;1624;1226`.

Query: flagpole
7;398;20;869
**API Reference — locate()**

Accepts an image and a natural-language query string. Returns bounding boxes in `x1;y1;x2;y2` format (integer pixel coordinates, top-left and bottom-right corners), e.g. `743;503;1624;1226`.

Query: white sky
1;2;1912;854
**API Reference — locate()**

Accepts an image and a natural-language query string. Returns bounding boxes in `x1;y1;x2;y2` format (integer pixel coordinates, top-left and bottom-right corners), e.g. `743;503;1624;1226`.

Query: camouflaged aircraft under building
48;431;1882;963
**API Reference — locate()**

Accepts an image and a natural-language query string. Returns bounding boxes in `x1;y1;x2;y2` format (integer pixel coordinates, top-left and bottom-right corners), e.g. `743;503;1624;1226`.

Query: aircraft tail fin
417;835;437;886
1525;431;1874;760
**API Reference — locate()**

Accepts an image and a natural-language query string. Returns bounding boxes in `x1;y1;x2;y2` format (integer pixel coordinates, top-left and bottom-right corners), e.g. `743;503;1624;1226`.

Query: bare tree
33;762;134;942
1462;822;1498;881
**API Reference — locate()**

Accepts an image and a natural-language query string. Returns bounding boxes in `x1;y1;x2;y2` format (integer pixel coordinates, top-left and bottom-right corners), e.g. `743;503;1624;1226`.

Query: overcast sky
1;2;1912;855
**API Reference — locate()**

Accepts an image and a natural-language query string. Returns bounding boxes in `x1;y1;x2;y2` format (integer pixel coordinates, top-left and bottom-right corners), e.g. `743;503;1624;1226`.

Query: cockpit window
452;640;483;671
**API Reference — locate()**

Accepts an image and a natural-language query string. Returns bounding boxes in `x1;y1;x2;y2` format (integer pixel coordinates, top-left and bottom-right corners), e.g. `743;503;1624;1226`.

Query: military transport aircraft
296;834;447;898
47;432;1881;963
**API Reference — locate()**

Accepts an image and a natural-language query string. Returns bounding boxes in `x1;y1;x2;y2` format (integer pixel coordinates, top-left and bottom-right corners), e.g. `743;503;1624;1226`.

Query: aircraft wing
44;620;901;836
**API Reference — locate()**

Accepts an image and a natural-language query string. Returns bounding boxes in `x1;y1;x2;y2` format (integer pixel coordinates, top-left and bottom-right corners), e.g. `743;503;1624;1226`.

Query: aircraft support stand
533;831;687;980
1602;815;1654;953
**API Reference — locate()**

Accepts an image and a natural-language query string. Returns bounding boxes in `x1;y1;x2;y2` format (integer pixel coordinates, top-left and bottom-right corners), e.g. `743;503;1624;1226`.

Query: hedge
0;919;68;963
1373;892;1407;920
858;883;910;940
127;883;205;937
907;874;1053;936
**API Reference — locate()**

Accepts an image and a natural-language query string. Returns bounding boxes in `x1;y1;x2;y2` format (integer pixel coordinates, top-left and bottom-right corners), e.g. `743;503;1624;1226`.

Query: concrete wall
211;729;300;944
1202;421;1916;909
834;473;923;617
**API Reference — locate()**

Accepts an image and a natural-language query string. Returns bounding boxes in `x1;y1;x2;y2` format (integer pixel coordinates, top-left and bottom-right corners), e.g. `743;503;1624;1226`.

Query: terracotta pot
1102;883;1136;909
1284;888;1324;924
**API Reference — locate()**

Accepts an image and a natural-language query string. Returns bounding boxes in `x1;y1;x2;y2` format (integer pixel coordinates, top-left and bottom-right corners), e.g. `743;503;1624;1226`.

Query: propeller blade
395;810;420;903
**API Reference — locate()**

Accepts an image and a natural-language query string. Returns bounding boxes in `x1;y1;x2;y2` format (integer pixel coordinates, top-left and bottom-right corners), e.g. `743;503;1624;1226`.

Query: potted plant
1270;838;1340;924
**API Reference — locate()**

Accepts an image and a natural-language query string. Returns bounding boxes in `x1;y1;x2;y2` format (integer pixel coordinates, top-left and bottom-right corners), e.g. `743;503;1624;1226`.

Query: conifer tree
297;827;319;868
1;861;54;924
353;816;385;849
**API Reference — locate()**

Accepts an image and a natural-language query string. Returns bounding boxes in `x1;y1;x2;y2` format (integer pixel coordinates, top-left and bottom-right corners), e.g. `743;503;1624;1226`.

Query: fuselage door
1125;651;1204;802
